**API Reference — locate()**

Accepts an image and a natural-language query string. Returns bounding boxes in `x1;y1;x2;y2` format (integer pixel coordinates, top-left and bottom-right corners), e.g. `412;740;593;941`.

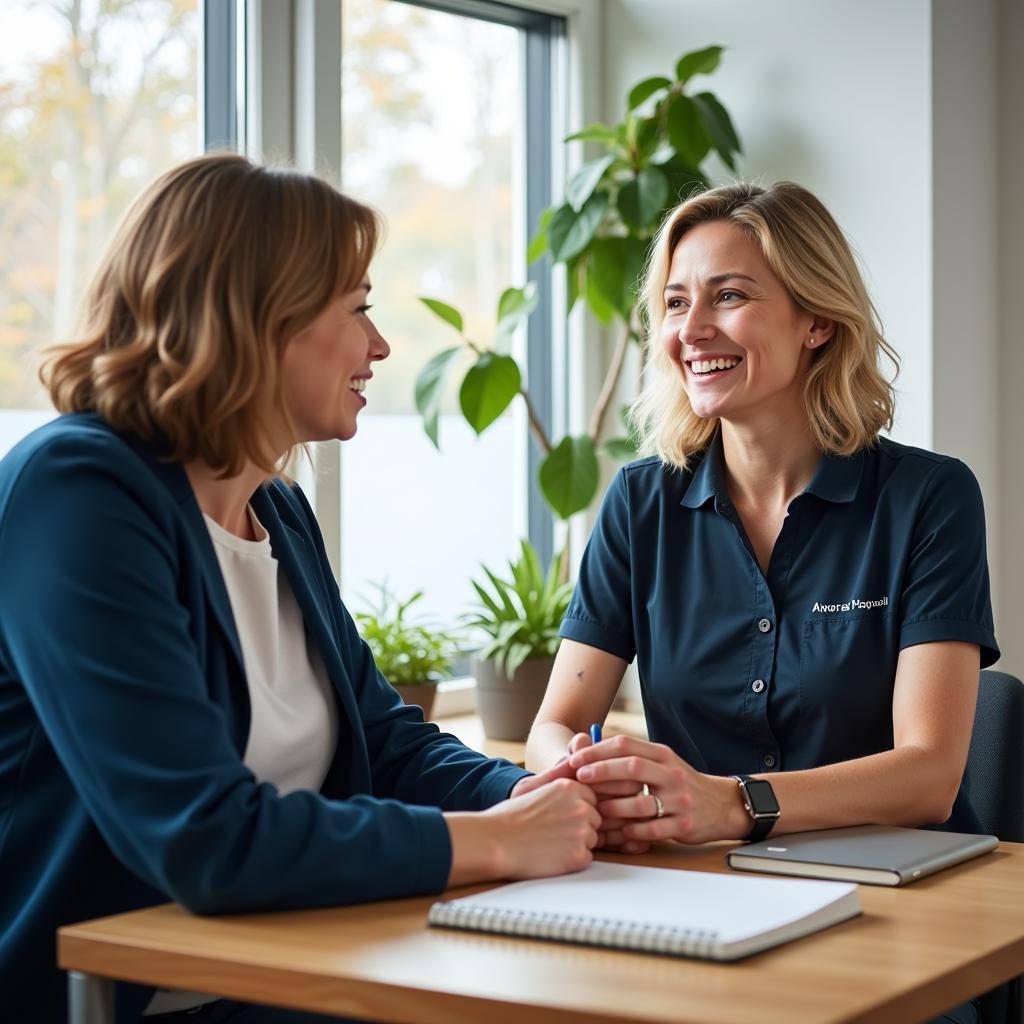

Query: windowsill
432;707;648;768
432;678;644;720
433;676;478;718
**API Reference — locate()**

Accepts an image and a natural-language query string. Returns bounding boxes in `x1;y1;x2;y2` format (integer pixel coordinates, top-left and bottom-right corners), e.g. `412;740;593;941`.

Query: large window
337;0;562;627
0;0;565;648
0;0;200;458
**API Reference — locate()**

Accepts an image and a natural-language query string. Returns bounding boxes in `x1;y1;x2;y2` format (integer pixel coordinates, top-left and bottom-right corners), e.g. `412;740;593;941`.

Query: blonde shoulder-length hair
40;153;380;476
630;181;898;470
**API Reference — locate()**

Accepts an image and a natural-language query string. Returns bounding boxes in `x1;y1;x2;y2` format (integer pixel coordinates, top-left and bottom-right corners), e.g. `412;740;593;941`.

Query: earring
807;337;816;346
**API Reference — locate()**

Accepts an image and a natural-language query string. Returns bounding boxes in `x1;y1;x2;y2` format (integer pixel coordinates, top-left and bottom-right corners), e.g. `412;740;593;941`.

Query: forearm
572;733;966;848
765;744;961;837
525;719;576;772
444;812;506;886
526;639;628;772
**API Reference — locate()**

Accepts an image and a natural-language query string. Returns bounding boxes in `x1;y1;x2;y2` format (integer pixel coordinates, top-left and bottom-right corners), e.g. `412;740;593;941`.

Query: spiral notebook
427;860;861;961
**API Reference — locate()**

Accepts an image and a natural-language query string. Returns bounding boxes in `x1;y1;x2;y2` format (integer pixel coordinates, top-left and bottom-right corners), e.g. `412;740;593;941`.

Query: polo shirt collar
803;448;865;503
680;430;725;508
680;429;865;508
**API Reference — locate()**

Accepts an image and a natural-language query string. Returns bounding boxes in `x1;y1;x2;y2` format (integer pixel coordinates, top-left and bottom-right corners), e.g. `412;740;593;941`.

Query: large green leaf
566;254;583;314
527;207;553;264
657;156;707;208
584;266;617;326
666;94;712;168
413;345;463;448
548;192;609;262
539;435;600;519
496;282;538;341
602;436;639;461
693;91;742;170
628;75;672;111
459;352;522;435
633;115;661;165
565;154;614;212
587;235;648;320
418;297;463;334
617;167;668;232
564;122;620;145
675;45;723;85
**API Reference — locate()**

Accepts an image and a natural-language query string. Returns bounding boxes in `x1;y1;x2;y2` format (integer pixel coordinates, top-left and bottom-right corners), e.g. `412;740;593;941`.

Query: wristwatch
730;775;780;842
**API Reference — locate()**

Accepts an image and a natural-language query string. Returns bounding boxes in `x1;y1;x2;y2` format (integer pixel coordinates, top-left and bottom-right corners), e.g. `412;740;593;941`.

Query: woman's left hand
568;735;749;845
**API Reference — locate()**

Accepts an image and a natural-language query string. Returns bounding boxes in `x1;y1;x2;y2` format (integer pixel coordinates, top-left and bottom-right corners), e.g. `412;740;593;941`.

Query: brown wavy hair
631;181;899;469
40;153;380;476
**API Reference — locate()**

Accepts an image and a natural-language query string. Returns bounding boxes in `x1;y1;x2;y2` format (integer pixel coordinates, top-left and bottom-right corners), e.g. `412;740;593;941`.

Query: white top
145;504;338;1016
203;504;338;794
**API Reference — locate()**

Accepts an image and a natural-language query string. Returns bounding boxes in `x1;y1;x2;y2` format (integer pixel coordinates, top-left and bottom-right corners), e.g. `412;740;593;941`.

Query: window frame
220;0;602;712
202;0;240;150
401;2;564;575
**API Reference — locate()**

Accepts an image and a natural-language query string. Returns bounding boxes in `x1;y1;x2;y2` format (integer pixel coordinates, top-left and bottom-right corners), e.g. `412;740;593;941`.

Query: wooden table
59;841;1024;1024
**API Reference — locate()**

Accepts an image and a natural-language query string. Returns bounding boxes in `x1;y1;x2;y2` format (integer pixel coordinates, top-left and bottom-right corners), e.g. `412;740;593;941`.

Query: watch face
745;779;780;815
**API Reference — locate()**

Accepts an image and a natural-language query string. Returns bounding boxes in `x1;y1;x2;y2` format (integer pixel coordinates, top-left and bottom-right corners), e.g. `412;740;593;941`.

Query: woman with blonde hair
528;182;997;862
0;154;600;1024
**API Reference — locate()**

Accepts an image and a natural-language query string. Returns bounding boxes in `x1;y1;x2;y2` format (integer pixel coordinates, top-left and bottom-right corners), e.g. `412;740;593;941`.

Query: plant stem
520;387;553;454
587;318;633;443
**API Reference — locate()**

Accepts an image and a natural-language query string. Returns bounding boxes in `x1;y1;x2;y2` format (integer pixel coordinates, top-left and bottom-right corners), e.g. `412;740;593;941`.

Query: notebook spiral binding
428;902;721;956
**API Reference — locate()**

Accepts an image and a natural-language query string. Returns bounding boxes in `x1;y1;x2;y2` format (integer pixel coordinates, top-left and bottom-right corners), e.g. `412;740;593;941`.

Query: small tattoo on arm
576;670;584;680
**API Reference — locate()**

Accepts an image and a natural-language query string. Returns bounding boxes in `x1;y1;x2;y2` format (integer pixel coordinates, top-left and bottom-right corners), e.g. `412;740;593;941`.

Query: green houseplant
416;45;742;523
355;583;462;720
464;539;574;740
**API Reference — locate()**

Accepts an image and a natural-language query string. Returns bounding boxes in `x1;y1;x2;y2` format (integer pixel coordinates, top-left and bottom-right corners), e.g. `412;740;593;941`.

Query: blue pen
589;722;602;744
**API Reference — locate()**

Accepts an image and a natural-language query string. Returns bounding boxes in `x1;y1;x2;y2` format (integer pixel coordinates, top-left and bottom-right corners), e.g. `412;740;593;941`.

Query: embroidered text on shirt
811;596;889;614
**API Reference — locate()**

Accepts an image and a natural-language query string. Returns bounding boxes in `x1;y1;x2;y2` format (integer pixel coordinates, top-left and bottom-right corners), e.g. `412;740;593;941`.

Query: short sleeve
898;459;1000;666
559;468;636;662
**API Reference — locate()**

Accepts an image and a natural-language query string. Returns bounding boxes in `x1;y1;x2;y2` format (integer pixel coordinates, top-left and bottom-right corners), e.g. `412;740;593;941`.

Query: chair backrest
962;670;1024;843
963;671;1024;1023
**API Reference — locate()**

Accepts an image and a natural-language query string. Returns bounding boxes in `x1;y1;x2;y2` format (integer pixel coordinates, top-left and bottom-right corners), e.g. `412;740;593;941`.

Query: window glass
0;0;199;458
339;0;527;625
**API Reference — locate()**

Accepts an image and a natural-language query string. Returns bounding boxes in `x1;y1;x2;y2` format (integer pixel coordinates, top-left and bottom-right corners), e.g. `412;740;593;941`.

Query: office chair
963;670;1024;1024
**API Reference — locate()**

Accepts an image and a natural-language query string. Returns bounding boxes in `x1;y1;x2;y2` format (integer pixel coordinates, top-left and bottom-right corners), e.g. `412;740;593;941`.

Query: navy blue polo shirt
560;432;998;829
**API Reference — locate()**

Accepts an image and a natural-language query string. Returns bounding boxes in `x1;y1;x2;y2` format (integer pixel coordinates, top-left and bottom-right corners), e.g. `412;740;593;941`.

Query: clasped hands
513;734;746;853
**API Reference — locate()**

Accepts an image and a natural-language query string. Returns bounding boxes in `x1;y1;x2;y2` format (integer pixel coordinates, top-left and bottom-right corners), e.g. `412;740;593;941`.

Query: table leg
68;971;114;1024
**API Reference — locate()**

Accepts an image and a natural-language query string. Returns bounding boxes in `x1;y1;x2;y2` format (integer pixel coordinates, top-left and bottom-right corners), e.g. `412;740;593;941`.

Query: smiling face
281;281;389;443
661;220;819;427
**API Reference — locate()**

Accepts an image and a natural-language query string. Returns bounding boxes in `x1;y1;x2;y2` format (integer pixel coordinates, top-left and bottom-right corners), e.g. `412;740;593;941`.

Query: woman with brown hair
0;154;599;1023
528;181;997;854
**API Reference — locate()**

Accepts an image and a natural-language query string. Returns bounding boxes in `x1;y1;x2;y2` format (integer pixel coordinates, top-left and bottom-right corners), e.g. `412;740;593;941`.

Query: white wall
930;0;1001;654
603;0;934;447
997;0;1024;674
598;0;1017;670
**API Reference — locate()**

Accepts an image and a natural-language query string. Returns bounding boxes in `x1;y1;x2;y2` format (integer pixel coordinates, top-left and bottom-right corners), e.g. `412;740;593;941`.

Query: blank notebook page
435;860;857;945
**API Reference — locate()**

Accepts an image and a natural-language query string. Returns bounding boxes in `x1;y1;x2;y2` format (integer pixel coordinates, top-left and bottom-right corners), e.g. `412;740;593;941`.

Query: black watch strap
744;811;776;843
731;774;780;843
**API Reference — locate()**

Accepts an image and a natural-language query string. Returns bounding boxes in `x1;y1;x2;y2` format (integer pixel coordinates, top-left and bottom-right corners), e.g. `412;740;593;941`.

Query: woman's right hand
445;778;600;886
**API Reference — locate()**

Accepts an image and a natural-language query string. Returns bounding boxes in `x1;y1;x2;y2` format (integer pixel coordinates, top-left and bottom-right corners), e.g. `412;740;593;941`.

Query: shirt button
762;753;777;769
751;679;766;693
757;618;772;633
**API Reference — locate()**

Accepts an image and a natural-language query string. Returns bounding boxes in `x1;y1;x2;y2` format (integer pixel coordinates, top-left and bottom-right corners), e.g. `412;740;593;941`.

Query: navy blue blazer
0;413;527;1022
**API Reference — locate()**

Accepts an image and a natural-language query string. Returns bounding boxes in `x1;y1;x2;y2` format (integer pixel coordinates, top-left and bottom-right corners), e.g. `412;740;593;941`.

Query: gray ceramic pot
472;655;555;741
393;681;439;720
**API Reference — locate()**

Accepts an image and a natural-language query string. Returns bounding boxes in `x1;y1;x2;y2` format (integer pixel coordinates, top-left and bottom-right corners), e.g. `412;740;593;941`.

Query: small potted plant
464;540;574;740
355;583;462;720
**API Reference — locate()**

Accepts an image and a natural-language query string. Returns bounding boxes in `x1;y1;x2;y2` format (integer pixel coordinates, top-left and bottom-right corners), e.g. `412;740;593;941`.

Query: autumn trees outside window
0;0;199;455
